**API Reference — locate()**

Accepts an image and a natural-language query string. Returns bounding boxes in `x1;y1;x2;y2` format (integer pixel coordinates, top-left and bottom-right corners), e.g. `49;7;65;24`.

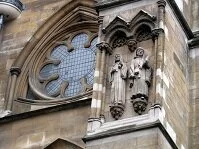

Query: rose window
39;33;97;98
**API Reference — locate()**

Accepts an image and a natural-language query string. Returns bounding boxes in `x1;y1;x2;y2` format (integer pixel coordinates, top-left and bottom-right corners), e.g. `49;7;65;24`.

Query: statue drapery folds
109;54;127;119
129;47;152;114
109;47;152;119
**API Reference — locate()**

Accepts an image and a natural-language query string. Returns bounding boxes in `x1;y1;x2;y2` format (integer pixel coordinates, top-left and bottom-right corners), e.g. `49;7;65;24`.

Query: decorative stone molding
0;0;24;21
6;0;98;108
157;0;166;8
127;39;137;52
10;67;21;76
103;10;157;44
110;104;125;120
136;30;153;42
112;37;127;48
132;98;148;115
152;28;164;40
98;16;104;25
97;42;113;54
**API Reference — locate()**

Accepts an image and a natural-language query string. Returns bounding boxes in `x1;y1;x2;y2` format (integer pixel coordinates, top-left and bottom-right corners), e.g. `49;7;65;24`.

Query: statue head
115;54;121;62
136;47;144;57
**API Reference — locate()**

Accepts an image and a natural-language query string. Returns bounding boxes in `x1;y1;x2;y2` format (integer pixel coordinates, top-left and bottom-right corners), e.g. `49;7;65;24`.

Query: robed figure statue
129;47;152;114
109;54;127;119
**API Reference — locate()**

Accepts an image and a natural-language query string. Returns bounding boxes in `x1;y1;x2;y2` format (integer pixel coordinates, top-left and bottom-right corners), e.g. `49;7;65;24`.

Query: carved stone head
115;54;121;62
136;47;144;57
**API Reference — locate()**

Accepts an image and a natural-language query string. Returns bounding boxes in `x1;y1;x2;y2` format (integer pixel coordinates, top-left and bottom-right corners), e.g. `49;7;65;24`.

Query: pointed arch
102;10;157;46
5;0;99;111
12;0;98;68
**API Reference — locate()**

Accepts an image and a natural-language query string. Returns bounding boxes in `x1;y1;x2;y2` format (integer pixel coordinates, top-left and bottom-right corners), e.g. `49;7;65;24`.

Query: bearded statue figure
129;47;152;115
109;54;127;120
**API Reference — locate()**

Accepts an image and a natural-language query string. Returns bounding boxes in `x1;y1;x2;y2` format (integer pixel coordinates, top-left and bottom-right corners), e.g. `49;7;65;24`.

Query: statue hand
111;68;116;72
118;63;123;69
130;82;133;88
145;80;151;86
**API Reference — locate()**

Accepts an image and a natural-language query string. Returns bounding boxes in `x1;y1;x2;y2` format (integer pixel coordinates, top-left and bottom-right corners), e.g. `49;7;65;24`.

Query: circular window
39;33;97;97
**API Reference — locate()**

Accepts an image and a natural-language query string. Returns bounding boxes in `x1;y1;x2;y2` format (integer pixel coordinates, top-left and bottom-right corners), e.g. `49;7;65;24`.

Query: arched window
5;1;98;113
39;33;97;98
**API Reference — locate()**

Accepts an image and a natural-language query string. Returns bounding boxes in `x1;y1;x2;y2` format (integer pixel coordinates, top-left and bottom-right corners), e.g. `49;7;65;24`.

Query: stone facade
0;0;198;149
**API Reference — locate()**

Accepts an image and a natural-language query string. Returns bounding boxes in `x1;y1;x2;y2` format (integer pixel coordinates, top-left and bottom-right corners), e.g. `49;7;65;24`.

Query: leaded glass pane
40;33;97;97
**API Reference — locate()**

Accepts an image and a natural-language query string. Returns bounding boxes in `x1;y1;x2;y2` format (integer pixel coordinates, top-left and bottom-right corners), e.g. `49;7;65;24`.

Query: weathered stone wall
160;4;189;149
98;0;190;148
86;128;172;149
189;47;199;149
0;104;90;149
190;0;199;31
174;0;199;32
174;0;191;26
0;0;72;110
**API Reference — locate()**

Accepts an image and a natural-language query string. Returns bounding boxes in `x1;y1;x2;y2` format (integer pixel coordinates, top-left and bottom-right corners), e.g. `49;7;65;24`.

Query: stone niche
102;11;158;121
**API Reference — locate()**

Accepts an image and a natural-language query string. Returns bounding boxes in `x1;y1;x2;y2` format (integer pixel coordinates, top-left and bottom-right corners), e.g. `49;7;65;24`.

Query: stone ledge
0;98;91;124
83;107;178;149
83;119;177;149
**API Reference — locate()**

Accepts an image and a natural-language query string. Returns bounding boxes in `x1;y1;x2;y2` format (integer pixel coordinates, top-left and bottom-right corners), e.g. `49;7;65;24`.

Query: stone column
154;0;166;105
89;16;104;119
88;42;112;132
90;48;101;118
6;67;21;111
88;16;112;131
97;42;112;121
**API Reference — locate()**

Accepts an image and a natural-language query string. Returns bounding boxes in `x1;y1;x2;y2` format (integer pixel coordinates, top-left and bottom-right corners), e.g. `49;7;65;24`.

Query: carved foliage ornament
97;41;113;54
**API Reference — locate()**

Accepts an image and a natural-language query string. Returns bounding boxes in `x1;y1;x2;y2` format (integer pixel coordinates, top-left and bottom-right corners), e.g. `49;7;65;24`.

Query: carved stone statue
109;54;127;119
129;47;152;115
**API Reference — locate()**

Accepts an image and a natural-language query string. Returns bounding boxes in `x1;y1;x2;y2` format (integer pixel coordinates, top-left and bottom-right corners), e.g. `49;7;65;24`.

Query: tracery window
5;0;98;113
39;33;97;98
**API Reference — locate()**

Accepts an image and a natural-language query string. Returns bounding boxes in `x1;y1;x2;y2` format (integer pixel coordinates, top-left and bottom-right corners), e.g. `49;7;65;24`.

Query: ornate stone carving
110;104;125;120
10;67;21;76
97;42;113;54
112;37;127;48
157;0;166;8
152;28;164;40
127;39;137;52
109;54;127;119
80;77;92;93
136;31;153;42
129;47;152;115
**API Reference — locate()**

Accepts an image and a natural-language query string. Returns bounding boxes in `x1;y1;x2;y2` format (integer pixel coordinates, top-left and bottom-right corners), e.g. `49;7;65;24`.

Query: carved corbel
152;28;164;41
6;67;21;110
10;67;21;76
110;104;125;120
97;42;113;55
157;0;166;9
127;39;137;52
